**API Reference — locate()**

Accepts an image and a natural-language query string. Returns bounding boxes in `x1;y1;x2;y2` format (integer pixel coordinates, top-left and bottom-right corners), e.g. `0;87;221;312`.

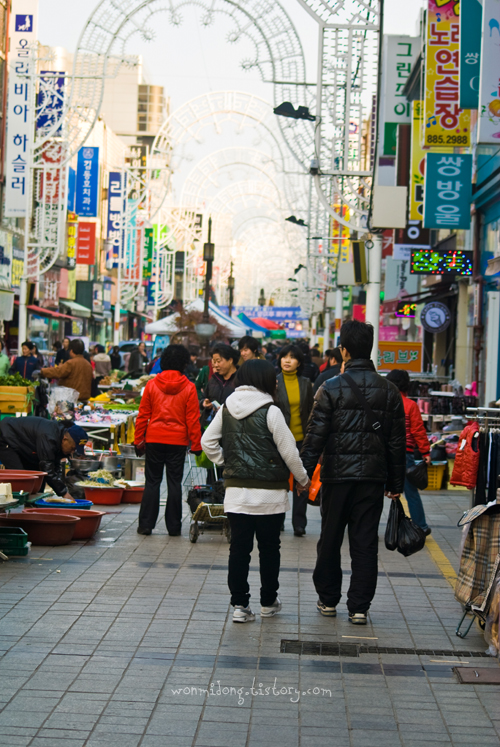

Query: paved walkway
0;481;499;747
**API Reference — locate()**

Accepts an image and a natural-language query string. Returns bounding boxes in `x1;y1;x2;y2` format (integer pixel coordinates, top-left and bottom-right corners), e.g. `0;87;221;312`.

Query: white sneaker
233;605;255;623
261;597;282;617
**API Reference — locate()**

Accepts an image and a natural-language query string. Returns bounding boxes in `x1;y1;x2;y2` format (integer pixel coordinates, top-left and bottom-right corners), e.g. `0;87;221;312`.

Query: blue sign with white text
75;147;99;217
219;305;308;320
106;171;125;269
423;153;472;230
459;0;482;109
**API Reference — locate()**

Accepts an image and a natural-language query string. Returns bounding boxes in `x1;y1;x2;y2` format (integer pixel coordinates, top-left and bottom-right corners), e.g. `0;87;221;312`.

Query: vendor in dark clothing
0;417;88;499
10;341;39;381
201;343;239;428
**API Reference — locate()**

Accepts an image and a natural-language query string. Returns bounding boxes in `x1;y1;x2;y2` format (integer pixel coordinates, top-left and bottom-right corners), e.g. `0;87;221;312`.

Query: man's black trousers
227;512;285;607
313;481;385;614
138;443;186;535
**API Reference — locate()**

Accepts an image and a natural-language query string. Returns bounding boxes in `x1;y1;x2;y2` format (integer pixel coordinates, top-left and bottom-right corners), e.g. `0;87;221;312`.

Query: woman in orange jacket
386;369;431;535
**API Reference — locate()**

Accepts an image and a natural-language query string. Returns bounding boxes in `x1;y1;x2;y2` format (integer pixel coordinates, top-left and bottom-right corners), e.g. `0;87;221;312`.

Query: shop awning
59;299;91;318
237;313;267;335
14;301;76;320
91;312;106;322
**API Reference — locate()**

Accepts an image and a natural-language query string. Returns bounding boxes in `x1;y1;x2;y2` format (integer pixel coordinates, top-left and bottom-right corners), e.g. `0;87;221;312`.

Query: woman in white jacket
201;359;310;623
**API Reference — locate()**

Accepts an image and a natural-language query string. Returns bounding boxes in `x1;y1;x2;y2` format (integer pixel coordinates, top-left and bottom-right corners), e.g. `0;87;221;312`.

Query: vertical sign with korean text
66;212;77;270
380;36;419;156
143;227;153;279
5;0;38;217
409;101;429;220
75;147;99;217
77;222;96;265
423;153;472;229
460;0;482;109
424;0;471;147
106;171;124;269
478;0;500;143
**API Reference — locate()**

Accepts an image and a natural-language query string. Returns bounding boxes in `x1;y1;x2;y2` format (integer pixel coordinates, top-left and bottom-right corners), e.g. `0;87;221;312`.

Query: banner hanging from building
36;70;64;135
106;171;125;269
409;101;429;220
478;0;500;143
424;0;470;148
459;0;482;109
423;153;472;229
380;35;419;156
4;0;39;218
75;146;99;217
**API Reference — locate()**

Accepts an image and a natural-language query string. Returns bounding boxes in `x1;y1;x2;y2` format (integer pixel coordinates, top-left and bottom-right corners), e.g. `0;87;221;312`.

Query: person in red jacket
135;345;202;537
386;369;431;535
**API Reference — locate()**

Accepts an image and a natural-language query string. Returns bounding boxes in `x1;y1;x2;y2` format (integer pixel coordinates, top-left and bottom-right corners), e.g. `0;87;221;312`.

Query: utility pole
228;261;235;317
364;236;382;369
203;216;214;323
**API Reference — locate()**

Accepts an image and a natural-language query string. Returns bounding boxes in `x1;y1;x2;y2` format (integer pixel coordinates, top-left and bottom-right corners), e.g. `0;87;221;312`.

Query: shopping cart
183;454;231;544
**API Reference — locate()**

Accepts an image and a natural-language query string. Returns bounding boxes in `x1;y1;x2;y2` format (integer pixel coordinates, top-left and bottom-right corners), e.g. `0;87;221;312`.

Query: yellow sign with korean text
410;102;429;220
424;0;470;148
378;341;422;372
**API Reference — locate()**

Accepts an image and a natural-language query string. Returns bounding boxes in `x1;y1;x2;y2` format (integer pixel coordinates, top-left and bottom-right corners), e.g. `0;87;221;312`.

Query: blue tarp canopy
237;312;267;334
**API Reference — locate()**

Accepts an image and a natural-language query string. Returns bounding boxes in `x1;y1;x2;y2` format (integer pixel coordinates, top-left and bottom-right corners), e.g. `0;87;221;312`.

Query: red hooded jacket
402;392;430;456
134;371;202;450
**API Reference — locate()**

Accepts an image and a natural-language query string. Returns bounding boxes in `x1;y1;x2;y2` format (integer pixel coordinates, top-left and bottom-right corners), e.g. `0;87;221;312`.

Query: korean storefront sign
424;0;470;148
394;221;430;260
378;341;423;372
478;0;500;143
423;153;472;229
106;171;124;269
4;0;38;218
11;247;24;288
409;102;429;221
459;0;482;109
380;36;419;156
66;212;77;270
75;147;99;217
76;222;96;265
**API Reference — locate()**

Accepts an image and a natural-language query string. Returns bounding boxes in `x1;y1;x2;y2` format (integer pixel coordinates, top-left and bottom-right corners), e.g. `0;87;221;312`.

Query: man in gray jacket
300;320;406;624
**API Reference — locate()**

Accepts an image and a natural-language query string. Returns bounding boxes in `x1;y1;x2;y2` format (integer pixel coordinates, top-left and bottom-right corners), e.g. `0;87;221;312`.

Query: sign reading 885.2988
424;0;471;148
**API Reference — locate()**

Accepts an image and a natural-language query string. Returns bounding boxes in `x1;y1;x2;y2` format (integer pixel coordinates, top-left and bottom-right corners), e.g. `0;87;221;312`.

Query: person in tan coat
41;338;93;401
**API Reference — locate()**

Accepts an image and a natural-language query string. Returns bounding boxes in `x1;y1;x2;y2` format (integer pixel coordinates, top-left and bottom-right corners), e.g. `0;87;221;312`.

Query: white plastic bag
48;387;79;420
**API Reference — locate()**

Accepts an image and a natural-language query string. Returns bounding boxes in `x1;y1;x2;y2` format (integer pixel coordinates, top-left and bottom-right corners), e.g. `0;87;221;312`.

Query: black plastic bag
384;497;403;551
397;515;426;557
406;460;428;490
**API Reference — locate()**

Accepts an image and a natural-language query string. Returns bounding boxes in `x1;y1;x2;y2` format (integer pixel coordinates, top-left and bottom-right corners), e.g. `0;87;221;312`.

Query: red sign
382;229;394;258
352;304;366;322
77;222;96;265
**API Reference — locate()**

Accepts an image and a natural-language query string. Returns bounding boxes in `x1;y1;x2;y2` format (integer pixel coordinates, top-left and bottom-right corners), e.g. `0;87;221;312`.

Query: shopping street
1;482;499;747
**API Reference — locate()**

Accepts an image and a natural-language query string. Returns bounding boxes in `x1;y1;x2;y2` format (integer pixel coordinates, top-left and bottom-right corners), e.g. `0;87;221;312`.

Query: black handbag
406;460;428;490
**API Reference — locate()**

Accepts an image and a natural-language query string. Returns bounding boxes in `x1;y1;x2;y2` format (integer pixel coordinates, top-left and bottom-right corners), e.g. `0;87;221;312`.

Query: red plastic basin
0;513;80;545
23;508;105;540
122;487;144;504
83;487;124;505
0;470;47;493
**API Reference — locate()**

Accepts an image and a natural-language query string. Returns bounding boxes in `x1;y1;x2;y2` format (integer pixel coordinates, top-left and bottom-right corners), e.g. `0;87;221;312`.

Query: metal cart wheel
189;522;199;543
224;520;231;544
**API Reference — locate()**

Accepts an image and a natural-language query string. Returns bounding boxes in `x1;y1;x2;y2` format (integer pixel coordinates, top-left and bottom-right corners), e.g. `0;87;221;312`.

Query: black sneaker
348;612;367;625
137;527;152;535
424;527;432;536
294;528;306;537
316;600;337;617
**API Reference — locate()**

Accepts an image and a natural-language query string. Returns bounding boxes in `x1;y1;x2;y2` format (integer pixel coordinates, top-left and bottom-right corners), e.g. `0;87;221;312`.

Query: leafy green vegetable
0;373;37;387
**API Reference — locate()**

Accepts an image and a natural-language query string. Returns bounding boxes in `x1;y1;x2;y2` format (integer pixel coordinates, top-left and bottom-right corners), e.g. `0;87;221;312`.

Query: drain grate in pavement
280;640;489;658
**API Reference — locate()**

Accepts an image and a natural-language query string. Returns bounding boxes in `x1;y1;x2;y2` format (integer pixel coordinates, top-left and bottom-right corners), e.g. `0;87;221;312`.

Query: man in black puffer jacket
300;320;406;624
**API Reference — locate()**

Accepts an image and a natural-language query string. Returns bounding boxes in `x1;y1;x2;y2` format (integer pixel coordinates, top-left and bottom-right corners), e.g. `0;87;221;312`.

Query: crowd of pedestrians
134;320;415;627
